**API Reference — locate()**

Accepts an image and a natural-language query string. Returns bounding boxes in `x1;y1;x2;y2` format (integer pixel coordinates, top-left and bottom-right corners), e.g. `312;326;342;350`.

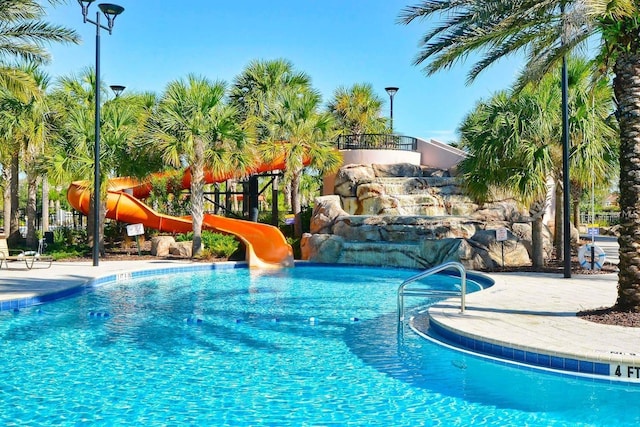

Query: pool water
1;265;639;426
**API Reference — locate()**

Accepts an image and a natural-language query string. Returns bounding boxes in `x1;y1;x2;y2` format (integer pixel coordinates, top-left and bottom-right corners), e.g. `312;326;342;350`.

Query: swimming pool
1;264;639;426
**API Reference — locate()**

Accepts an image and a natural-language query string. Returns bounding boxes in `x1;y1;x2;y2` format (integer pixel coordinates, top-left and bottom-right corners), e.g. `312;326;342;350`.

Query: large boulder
151;235;175;257
310;195;349;234
169;241;195;258
334;164;375;197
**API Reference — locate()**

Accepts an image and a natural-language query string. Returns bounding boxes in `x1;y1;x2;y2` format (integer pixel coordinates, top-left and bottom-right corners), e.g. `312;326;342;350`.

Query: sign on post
126;223;144;237
587;224;600;237
495;228;508;268
126;223;145;256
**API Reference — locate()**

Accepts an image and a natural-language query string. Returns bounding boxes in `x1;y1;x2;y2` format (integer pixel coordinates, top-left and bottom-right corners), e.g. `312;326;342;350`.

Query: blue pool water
1;264;639;426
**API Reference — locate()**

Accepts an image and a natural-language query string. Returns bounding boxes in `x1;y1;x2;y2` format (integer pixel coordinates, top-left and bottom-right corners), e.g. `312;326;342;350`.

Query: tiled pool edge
0;262;249;312
426;317;610;377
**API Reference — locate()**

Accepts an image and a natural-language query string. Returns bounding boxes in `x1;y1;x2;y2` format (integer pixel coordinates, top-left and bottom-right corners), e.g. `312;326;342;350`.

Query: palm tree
230;58;311;134
48;69;153;255
399;0;640;310
460;90;554;267
262;89;341;237
327;83;388;137
229;59;318;219
0;0;79;101
148;74;253;256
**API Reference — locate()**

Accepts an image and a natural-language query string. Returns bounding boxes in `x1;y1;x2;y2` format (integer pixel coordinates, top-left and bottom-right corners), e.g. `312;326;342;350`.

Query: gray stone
309;196;349;234
373;163;422;177
151;235;175;256
334;164;375;197
169;241;194;258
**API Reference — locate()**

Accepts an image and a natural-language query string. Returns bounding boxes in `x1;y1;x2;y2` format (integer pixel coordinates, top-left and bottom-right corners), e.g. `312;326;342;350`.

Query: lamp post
78;1;125;267
385;86;399;133
110;84;126;97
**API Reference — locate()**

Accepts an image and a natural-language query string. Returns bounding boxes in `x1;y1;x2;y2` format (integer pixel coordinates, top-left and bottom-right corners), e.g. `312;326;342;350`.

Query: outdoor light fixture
110;85;126;97
78;1;125;267
385;87;399;133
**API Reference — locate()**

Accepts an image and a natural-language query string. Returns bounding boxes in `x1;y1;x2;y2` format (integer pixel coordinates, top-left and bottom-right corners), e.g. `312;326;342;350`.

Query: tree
230;58;310;136
48;69;152;255
460;57;616;267
399;0;639;310
0;0;79;101
148;74;253;256
327;83;388;137
262;89;341;237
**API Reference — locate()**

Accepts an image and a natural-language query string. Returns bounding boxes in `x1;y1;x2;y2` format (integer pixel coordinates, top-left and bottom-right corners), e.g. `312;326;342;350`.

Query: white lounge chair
0;236;53;269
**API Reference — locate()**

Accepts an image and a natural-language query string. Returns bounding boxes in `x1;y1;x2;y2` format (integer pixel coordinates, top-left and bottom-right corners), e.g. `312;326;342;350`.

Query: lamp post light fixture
110;84;126;97
385;86;399;133
78;1;125;267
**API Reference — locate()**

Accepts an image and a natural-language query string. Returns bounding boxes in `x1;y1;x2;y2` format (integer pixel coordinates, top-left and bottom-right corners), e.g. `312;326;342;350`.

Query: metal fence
336;134;418;151
579;212;620;226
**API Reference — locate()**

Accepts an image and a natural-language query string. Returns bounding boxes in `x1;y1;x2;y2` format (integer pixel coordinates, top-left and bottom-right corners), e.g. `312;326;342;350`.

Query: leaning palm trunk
190;140;205;257
614;51;640;310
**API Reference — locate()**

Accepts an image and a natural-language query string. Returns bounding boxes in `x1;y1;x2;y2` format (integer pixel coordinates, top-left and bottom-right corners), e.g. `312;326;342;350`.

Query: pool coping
419;271;640;384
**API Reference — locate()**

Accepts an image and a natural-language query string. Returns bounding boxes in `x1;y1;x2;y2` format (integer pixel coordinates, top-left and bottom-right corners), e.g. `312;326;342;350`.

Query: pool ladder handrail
397;261;466;323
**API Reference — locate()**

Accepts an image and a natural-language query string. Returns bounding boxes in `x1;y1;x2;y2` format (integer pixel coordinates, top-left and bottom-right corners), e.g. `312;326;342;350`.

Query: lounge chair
0;237;53;270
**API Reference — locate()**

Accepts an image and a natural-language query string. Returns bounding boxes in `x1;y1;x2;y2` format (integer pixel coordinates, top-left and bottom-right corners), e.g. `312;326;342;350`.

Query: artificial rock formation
301;163;551;270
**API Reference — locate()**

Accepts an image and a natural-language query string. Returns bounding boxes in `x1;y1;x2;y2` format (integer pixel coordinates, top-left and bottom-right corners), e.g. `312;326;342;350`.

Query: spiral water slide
66;159;296;268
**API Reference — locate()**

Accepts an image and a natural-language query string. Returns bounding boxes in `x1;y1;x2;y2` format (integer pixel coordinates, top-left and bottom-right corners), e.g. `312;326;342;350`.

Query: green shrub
174;230;239;258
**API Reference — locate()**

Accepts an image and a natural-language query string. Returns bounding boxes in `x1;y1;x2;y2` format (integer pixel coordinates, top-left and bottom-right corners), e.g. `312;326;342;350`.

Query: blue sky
43;0;524;143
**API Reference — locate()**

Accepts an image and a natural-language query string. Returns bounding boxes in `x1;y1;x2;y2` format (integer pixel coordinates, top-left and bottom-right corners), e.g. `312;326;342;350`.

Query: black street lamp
110;84;126;97
78;1;125;267
385;87;399;133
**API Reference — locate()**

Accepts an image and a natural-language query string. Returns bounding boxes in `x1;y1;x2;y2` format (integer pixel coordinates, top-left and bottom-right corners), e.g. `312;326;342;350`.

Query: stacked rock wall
301;163;552;270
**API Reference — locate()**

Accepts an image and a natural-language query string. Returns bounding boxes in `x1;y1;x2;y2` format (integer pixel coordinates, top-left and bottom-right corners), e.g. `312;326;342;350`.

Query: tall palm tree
0;0;79;101
149;74;253;256
399;0;640;310
327;83;388;137
460;90;554;267
230;58;311;134
48;69;152;255
262;89;341;237
229;59;311;217
460;57;616;267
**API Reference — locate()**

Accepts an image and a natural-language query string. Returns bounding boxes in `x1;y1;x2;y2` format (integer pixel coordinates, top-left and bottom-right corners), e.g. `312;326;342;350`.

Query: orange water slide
66;158;298;268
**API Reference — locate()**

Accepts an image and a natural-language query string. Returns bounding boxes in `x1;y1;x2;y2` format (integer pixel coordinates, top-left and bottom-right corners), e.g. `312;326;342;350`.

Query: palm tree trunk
42;178;49;232
2;166;10;236
191;140;205;257
530;199;546;268
614;50;640;310
553;180;564;262
26;171;37;248
9;151;20;245
291;170;302;238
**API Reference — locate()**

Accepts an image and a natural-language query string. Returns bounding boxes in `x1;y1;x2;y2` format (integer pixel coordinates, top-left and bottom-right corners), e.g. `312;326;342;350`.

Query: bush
175;230;239;258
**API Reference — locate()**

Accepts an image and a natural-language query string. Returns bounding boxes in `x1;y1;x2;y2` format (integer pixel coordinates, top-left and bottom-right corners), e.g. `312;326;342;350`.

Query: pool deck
1;255;638;383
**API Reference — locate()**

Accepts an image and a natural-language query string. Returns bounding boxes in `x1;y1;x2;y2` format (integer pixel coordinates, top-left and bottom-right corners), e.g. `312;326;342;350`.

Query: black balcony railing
336;134;418;151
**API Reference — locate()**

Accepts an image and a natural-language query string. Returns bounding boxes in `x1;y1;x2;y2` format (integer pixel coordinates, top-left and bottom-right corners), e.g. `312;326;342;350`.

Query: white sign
495;228;508;242
126;223;145;237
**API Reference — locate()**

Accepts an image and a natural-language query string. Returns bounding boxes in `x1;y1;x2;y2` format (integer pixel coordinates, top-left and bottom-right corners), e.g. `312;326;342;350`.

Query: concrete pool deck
0;257;637;382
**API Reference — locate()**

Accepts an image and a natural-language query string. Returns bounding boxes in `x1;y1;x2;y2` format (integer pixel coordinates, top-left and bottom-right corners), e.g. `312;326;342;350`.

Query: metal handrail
397;261;467;322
